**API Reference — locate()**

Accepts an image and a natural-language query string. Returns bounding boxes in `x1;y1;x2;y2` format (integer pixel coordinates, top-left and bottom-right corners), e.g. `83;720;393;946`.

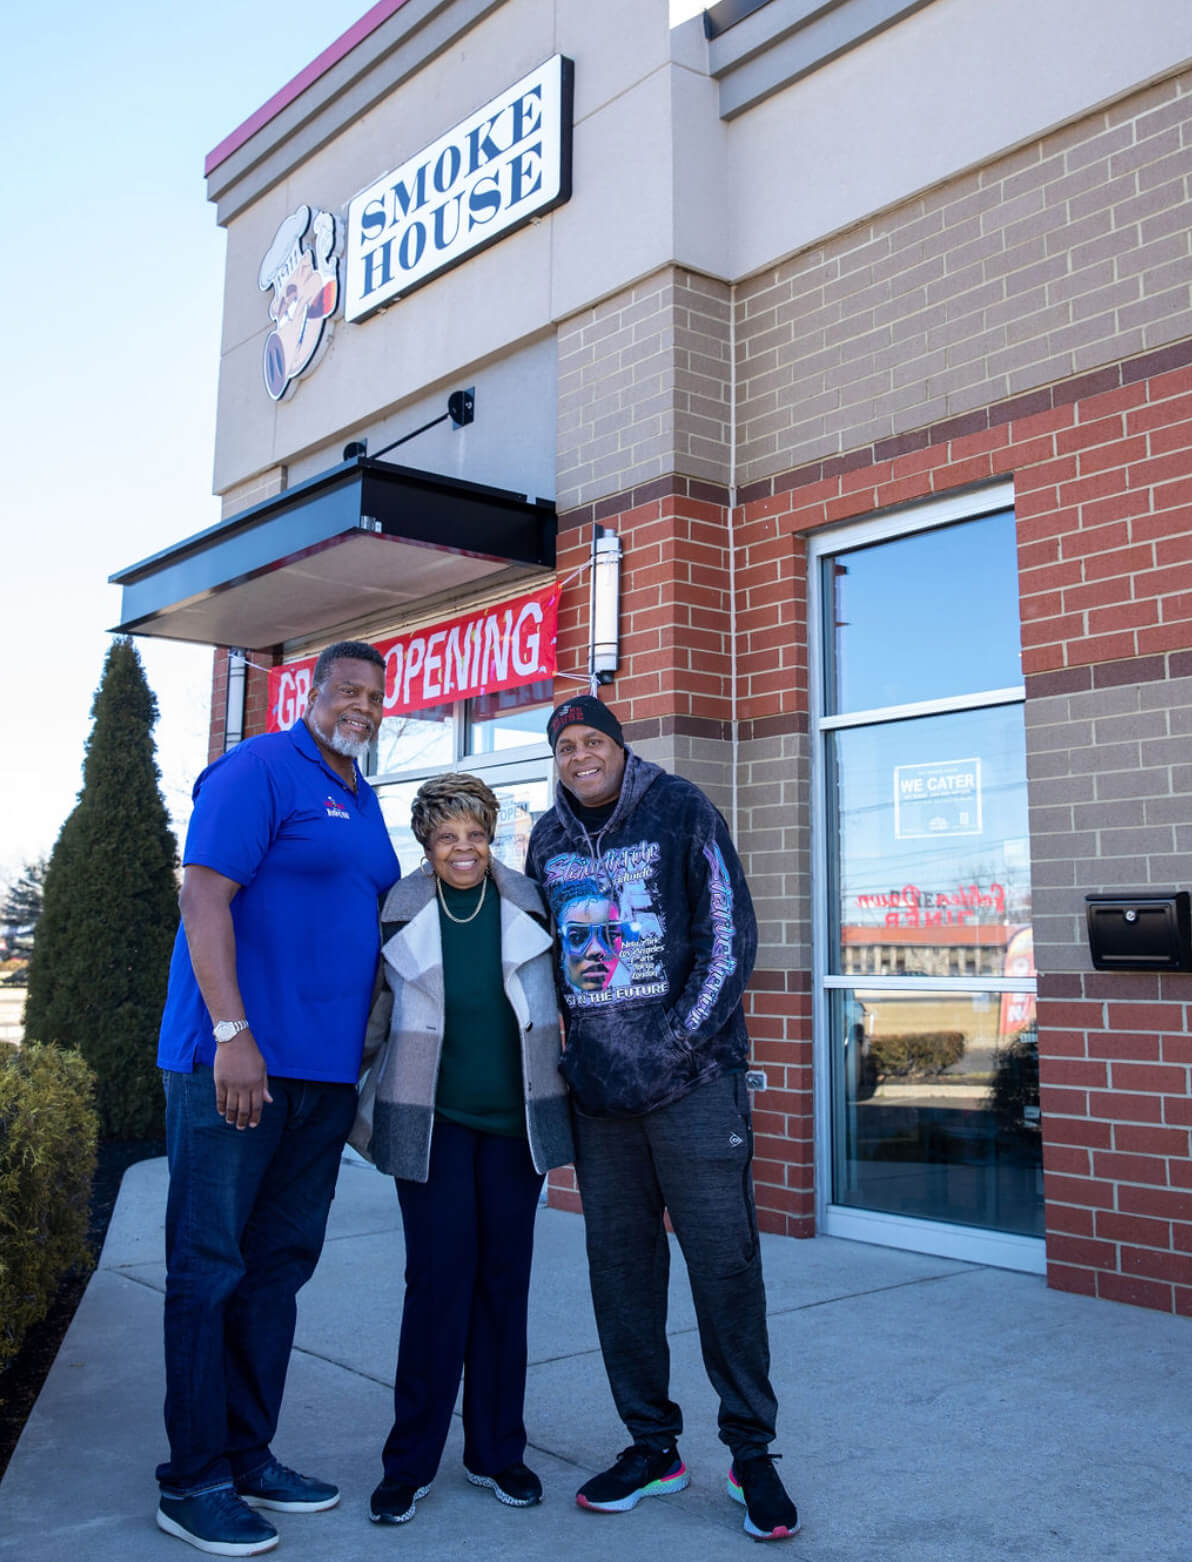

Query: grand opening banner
267;584;559;732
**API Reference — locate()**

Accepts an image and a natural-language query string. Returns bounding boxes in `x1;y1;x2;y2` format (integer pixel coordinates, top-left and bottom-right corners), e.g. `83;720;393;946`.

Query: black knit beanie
546;695;625;752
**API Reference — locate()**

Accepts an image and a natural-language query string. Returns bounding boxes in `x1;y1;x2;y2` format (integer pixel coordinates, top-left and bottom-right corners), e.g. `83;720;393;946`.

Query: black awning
110;456;556;651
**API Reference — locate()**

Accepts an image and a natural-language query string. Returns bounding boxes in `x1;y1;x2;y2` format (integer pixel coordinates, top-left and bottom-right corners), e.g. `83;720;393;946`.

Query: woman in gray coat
350;774;572;1527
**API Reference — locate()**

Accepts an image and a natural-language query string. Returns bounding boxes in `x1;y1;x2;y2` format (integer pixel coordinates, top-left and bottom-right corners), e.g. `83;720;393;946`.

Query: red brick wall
243;656;275;740
208;648;278;763
208;650;230;764
553;342;1192;1286
1038;971;1192;1313
546;484;738;1213
553;484;735;729
734;340;1192;1309
549;484;817;1235
745;973;814;1236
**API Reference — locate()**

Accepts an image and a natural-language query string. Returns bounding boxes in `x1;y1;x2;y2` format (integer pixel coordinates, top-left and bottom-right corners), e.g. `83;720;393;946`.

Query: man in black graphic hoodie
526;696;799;1543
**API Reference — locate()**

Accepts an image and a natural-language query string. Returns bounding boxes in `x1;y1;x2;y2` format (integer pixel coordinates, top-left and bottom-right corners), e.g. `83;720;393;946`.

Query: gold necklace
436;873;488;924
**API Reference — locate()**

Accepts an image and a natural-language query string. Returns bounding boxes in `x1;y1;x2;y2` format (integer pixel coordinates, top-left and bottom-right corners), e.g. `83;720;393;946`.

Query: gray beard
308;712;372;761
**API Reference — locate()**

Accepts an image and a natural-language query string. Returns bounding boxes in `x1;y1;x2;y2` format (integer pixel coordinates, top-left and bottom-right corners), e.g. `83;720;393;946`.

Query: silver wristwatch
213;1019;251;1044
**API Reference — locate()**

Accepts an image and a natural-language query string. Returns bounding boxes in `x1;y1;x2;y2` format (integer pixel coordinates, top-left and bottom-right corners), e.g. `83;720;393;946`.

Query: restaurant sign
267;584;559;733
344;55;574;323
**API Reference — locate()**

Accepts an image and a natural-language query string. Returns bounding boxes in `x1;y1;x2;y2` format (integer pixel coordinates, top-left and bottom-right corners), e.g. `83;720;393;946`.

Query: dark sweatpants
572;1071;778;1460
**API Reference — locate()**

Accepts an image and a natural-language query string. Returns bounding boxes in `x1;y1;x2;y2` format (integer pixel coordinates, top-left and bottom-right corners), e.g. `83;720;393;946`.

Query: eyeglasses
562;920;624;955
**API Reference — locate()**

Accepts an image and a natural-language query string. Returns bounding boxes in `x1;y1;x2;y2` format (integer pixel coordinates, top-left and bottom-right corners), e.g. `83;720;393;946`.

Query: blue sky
0;1;369;880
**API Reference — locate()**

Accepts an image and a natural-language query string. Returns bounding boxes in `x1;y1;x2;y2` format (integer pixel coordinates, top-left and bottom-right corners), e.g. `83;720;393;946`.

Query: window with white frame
366;679;555;876
810;484;1041;1248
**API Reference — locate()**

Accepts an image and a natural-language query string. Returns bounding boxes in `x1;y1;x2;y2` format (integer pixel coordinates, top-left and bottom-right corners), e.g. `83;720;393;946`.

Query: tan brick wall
735;71;1192;489
220;465;287;519
1026;657;1192;972
737;731;811;973
556;268;732;512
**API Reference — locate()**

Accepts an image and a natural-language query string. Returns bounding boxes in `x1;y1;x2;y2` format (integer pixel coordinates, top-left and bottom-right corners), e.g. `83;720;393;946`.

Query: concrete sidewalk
2;1156;1190;1561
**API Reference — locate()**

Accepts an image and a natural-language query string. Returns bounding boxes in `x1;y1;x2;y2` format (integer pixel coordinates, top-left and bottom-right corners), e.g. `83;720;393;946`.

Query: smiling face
554;723;626;809
427;810;492;889
305;657;384;762
562;896;624;991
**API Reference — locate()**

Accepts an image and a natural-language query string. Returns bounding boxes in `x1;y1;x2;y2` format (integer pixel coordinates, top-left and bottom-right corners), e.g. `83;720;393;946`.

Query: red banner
267;584;559;733
999;926;1036;1036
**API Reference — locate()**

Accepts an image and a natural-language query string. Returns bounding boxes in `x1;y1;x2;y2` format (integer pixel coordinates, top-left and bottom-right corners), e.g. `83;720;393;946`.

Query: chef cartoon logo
258;205;339;401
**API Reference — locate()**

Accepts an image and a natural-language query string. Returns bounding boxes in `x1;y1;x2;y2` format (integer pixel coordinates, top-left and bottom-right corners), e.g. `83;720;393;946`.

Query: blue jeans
156;1067;356;1496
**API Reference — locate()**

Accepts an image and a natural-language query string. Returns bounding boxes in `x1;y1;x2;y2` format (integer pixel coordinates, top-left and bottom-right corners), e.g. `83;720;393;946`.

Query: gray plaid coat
349;857;573;1180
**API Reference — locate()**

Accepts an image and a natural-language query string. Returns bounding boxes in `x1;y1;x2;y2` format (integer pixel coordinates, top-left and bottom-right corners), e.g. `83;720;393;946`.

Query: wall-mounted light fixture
588;524;623;690
225;648;247;750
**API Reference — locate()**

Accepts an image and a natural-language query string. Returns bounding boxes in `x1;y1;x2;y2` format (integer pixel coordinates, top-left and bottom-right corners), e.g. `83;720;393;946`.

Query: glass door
811;487;1043;1267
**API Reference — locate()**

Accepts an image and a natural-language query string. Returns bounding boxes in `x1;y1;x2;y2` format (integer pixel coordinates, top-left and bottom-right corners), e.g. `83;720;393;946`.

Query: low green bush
0;1043;99;1372
869;1030;966;1077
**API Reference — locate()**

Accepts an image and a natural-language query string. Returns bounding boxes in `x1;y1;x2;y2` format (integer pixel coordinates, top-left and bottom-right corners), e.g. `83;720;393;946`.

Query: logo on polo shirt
324;796;351;821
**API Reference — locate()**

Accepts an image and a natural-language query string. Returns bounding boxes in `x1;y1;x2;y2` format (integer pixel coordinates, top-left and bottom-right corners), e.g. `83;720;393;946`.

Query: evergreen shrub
0;1043;99;1371
869;1031;966;1077
24;640;179;1138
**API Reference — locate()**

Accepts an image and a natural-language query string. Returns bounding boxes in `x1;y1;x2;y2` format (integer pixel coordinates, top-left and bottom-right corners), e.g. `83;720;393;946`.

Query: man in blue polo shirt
155;641;399;1557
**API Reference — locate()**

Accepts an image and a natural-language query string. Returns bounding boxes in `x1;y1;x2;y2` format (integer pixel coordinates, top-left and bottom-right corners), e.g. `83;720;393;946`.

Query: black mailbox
1085;892;1192;972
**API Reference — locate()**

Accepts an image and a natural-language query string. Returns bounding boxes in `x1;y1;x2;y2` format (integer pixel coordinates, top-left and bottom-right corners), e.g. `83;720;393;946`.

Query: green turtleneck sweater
435;878;525;1139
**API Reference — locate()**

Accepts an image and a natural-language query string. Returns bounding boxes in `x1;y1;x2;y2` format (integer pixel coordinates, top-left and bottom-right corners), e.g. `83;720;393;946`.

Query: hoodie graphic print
539;837;737;1021
527;753;758;1117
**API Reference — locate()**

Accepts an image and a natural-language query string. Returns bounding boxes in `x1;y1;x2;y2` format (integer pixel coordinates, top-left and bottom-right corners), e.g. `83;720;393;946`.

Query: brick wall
557;269;732;512
207;650;229;764
734;69;1192;490
730;343;1192;1305
550;474;819;1234
554;482;735;734
220;465;287;520
207;648;277;762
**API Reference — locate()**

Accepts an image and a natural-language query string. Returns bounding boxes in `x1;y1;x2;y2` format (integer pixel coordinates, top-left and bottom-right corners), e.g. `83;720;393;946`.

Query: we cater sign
345;55;573;322
267;584;559;733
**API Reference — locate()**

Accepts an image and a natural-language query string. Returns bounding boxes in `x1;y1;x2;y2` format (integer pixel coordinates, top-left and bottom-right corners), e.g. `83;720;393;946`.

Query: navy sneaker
576;1443;689;1512
466;1460;543;1506
728;1453;799;1541
156;1487;279;1555
369;1479;432;1524
235;1456;339;1512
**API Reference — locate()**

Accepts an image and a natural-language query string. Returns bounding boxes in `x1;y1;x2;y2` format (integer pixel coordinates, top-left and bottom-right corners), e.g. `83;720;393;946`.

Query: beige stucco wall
209;0;1192;499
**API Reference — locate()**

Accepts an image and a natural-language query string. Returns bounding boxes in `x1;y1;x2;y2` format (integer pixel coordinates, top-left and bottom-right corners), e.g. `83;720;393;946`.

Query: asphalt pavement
2;1155;1191;1561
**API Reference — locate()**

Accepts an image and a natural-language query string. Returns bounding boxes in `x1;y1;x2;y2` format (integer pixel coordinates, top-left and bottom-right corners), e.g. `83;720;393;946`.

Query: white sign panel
893;757;983;840
345;55;573;322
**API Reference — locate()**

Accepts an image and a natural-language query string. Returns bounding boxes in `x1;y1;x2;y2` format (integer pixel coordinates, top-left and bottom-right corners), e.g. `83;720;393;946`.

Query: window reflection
373;706;453;776
832;705;1030;976
825;510;1022;714
832;988;1041;1236
468;679;553;755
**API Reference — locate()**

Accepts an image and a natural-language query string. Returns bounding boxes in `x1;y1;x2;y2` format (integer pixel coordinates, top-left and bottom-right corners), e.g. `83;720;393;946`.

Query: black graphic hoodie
526;750;757;1118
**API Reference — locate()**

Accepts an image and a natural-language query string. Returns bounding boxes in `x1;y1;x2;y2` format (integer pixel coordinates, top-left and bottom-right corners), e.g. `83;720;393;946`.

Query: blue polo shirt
157;720;400;1082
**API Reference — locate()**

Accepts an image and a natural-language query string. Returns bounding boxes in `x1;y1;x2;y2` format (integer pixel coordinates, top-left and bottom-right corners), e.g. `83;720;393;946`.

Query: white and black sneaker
369;1479;432;1524
466;1461;543;1506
